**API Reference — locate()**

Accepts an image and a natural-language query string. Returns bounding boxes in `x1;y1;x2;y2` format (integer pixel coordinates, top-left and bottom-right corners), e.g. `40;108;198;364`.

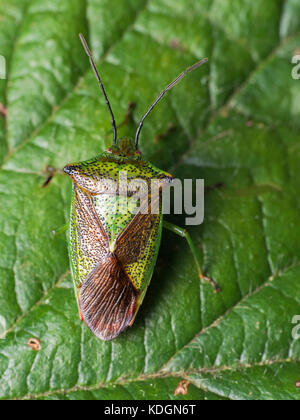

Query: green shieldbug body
63;35;218;341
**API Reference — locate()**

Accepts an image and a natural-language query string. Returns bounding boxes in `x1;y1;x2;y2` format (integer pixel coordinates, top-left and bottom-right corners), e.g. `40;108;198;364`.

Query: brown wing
115;194;161;265
79;253;137;341
73;186;109;265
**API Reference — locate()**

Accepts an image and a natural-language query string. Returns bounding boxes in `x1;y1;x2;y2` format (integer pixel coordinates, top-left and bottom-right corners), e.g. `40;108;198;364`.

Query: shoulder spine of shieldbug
63;33;214;341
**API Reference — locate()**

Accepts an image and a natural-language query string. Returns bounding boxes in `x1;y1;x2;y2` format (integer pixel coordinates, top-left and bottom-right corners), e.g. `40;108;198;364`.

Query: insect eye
63;165;76;176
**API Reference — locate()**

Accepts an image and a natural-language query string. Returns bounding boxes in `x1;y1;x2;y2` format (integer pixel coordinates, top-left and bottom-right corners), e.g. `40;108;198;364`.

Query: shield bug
63;34;219;341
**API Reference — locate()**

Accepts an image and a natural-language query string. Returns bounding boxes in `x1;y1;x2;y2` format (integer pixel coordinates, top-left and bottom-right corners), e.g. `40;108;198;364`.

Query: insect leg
51;224;68;241
163;220;220;293
42;166;65;188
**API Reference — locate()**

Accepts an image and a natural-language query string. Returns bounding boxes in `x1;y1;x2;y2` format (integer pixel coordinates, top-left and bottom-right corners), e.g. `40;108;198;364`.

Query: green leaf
0;0;300;400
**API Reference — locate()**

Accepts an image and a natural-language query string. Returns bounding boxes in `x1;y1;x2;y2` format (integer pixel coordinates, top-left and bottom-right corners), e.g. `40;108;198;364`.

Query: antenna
135;58;208;149
79;34;117;145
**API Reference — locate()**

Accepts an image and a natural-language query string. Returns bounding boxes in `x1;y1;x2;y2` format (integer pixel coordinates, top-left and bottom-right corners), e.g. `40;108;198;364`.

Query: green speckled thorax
64;137;173;340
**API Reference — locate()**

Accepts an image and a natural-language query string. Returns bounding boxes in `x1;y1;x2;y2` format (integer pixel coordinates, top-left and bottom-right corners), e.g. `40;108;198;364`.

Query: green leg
52;223;68;239
163;220;220;293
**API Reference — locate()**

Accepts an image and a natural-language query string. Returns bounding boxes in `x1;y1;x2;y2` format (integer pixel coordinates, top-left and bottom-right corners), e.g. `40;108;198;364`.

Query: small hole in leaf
174;380;190;396
27;338;41;351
